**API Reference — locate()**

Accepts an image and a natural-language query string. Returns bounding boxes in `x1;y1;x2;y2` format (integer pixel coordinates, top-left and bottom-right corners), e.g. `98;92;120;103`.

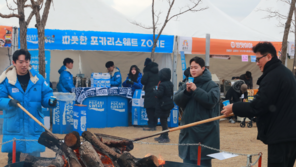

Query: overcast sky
100;0;261;21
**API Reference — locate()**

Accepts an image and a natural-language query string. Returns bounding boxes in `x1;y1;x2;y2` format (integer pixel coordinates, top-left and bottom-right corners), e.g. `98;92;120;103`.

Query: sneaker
154;135;163;141
230;119;236;124
158;138;170;143
143;127;156;131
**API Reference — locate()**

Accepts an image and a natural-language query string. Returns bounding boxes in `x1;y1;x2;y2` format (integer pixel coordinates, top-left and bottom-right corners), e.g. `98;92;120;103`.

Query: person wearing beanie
222;42;296;166
240;71;253;89
105;61;122;87
225;81;248;123
141;58;159;131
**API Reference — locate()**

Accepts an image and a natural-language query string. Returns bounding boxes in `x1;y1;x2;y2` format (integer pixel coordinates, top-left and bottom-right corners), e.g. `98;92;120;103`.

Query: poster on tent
180;51;187;79
251;56;256;62
288;41;295;57
23;28;174;53
0;26;12;47
241;55;248;62
28;50;51;84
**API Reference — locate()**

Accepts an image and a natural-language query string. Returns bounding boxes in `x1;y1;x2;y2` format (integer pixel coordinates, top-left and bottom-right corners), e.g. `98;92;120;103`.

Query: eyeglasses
256;54;268;62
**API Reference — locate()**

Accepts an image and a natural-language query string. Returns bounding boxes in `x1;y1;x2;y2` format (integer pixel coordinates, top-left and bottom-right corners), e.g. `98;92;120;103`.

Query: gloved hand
8;99;20;108
127;80;134;85
48;97;57;107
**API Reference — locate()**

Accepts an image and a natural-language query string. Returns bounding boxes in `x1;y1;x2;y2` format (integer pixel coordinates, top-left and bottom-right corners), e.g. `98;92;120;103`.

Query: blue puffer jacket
0;66;54;153
57;65;75;92
122;73;143;93
110;67;122;87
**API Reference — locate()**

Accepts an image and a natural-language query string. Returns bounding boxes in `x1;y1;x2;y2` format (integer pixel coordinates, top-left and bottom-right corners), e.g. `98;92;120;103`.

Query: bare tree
293;9;296;76
30;0;52;77
131;0;208;61
0;0;35;49
259;0;296;64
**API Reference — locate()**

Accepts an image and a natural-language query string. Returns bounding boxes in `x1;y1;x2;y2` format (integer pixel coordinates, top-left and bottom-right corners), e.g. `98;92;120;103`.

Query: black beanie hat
144;58;152;66
105;61;114;68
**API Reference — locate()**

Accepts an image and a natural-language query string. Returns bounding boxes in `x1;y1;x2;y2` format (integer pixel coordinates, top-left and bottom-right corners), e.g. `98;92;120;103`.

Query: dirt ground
0;120;295;167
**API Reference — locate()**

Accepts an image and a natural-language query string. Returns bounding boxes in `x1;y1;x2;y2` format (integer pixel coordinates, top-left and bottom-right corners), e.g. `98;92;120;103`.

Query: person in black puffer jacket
153;68;174;143
141;58;159;131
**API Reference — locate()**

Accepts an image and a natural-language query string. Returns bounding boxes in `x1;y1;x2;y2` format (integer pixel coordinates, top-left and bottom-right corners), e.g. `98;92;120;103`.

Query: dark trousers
146;108;157;128
160;116;169;138
268;141;296;167
183;159;212;167
8;152;40;165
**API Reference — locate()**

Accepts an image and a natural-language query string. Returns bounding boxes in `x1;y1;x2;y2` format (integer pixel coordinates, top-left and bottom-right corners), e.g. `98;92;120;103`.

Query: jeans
8;152;40;165
183;159;212;167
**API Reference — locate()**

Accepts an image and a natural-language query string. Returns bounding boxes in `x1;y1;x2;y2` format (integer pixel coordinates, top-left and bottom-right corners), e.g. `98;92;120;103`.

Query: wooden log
135;155;159;167
82;131;121;162
79;141;104;167
65;131;81;150
38;131;60;152
48;154;64;167
103;140;134;152
95;133;134;151
117;153;137;167
60;143;82;167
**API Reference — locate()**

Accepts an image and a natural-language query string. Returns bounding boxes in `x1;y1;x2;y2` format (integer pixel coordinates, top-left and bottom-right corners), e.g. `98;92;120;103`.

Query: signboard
251;56;256;62
28;50;51;83
180;51;187;79
241;55;248;62
178;36;282;56
0;26;12;47
288;41;295;57
23;28;174;53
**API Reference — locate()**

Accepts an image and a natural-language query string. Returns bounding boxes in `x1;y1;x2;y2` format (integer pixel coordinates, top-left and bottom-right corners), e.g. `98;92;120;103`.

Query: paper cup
50;96;57;104
222;100;230;107
188;77;194;83
155;86;158;90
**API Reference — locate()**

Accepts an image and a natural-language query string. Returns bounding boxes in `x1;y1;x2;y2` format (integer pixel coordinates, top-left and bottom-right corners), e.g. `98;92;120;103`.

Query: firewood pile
28;131;163;167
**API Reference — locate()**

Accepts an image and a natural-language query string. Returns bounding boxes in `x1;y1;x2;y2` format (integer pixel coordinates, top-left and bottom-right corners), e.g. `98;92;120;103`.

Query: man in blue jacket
106;61;122;87
57;58;75;92
0;49;57;164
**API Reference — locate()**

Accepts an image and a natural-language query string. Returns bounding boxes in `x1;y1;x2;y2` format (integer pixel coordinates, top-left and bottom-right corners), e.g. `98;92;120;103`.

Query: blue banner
29;50;51;83
251;56;256;63
22;28;174;53
180;51;187;79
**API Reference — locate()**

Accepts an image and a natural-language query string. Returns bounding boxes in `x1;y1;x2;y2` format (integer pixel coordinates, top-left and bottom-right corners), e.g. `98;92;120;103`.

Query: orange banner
0;26;13;47
191;38;282;56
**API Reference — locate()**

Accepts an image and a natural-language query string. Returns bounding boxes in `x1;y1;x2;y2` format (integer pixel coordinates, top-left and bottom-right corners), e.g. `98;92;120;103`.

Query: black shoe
154;135;163;141
158;138;170;143
143;127;156;131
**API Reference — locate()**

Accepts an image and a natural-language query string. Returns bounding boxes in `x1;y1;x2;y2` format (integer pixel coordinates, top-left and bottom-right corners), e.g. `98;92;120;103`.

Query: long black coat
233;57;296;144
153;68;174;118
174;69;220;160
141;62;159;109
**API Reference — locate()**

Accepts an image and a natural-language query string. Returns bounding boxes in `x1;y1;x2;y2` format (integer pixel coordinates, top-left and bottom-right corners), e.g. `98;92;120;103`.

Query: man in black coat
222;42;296;167
141;58;159;131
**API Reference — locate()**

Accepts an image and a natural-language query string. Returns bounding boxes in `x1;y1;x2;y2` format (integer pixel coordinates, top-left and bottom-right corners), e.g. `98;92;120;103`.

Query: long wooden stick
133;113;234;141
8;95;55;136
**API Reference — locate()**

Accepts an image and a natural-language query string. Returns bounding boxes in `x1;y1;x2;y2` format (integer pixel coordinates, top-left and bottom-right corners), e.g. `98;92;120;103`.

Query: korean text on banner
241;55;248;62
180;51;187;79
23;28;174;53
0;26;12;47
29;50;51;83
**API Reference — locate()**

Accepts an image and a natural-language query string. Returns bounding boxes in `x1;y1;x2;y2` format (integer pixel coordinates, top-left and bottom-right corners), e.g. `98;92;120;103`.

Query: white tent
132;0;276;41
0;0;173;84
241;0;293;41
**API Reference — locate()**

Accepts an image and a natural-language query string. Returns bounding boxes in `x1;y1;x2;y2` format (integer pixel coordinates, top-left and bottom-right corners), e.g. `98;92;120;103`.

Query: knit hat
240;84;248;93
144;58;152;66
105;61;114;68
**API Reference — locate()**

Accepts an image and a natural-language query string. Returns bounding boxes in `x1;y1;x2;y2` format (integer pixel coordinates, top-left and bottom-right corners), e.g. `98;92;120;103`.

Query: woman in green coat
174;57;220;167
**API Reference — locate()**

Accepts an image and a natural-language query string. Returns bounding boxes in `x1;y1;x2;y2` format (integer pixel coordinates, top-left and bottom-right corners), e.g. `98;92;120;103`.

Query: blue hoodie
57;65;75;92
0;66;54;153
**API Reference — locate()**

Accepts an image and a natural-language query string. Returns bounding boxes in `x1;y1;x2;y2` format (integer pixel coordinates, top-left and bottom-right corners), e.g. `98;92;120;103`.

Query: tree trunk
293;8;296;77
281;0;296;64
18;0;27;49
38;26;46;77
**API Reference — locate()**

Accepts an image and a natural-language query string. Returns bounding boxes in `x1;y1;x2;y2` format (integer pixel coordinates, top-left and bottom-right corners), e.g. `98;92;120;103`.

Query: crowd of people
1;42;296;167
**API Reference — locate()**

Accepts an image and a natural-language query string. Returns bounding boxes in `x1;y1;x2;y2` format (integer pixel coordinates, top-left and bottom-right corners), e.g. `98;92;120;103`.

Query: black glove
48;98;57;107
127;80;134;85
8;99;20;108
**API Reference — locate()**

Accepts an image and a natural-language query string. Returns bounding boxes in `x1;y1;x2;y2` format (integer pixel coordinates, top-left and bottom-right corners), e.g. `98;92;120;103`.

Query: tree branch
152;0;156;42
6;0;17;11
0;12;20;18
30;0;41;26
41;0;52;26
26;10;35;26
130;21;154;29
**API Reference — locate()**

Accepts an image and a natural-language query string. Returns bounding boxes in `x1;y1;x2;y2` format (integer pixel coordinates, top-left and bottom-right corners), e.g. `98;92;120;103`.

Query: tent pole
205;34;210;69
173;36;178;91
